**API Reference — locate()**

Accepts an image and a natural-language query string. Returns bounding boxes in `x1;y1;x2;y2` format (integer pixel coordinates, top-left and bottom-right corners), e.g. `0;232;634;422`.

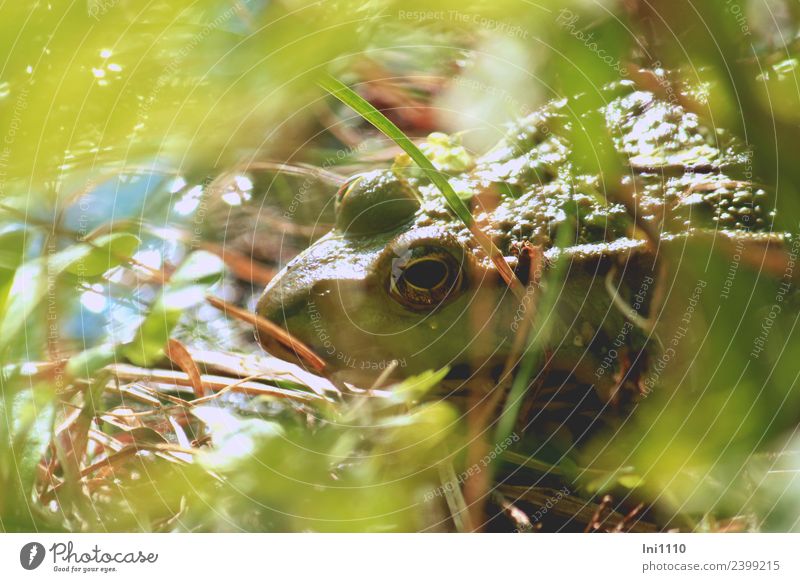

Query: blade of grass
493;221;573;444
318;74;525;300
502;451;564;476
205;294;327;374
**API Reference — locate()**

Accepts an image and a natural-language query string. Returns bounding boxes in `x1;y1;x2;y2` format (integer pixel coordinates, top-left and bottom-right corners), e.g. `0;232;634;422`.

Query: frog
255;77;780;401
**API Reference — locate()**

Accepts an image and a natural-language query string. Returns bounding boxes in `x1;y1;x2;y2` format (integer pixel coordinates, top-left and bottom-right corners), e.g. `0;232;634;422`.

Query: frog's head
256;169;520;381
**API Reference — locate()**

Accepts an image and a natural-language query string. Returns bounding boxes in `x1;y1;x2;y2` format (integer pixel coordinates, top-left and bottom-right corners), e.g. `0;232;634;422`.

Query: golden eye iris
390;251;463;310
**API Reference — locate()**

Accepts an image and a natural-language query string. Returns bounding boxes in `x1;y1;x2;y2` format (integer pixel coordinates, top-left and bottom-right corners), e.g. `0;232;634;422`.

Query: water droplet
221;191;243;206
169;176;187;194
234;175;253;192
774;58;797;75
174;185;202;215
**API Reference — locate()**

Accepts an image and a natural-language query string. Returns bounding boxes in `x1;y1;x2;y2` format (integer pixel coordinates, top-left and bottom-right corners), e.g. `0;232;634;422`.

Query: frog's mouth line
254;323;329;374
257;313;413;379
256;332;297;363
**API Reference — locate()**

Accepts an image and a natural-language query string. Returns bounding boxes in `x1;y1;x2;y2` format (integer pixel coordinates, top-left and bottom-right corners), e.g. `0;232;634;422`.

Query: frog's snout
256;269;329;341
254;227;397;363
256;277;327;366
255;249;376;368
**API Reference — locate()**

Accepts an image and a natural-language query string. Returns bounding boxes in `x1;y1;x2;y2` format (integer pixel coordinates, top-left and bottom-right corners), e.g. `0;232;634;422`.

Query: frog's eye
389;247;463;310
335;170;419;236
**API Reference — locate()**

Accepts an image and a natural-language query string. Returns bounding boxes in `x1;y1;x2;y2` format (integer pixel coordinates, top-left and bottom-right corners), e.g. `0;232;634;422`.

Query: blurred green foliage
2;0;800;532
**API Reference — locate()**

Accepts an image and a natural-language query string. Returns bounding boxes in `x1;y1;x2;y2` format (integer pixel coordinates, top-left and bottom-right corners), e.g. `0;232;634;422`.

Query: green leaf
0;379;56;526
618;474;645;489
0;261;48;354
0;229;26;270
193;406;283;471
375;402;459;465
66;343;121;380
64;233;141;277
389;367;450;405
0;233;140;354
122;251;223;367
170;249;225;285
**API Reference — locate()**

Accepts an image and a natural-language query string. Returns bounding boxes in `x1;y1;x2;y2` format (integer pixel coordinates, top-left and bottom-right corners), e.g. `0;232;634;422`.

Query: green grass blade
318;74;524;299
318;75;471;222
493;222;573;444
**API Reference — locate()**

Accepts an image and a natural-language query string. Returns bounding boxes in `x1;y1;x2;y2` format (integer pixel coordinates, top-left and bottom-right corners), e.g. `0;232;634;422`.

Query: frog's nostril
310;282;333;299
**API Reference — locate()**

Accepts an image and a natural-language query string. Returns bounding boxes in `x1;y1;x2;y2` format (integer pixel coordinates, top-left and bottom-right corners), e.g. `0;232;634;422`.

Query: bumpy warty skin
255;77;777;385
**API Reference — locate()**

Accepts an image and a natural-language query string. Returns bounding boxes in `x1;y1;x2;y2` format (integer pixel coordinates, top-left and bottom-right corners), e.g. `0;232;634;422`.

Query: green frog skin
256;77;779;392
